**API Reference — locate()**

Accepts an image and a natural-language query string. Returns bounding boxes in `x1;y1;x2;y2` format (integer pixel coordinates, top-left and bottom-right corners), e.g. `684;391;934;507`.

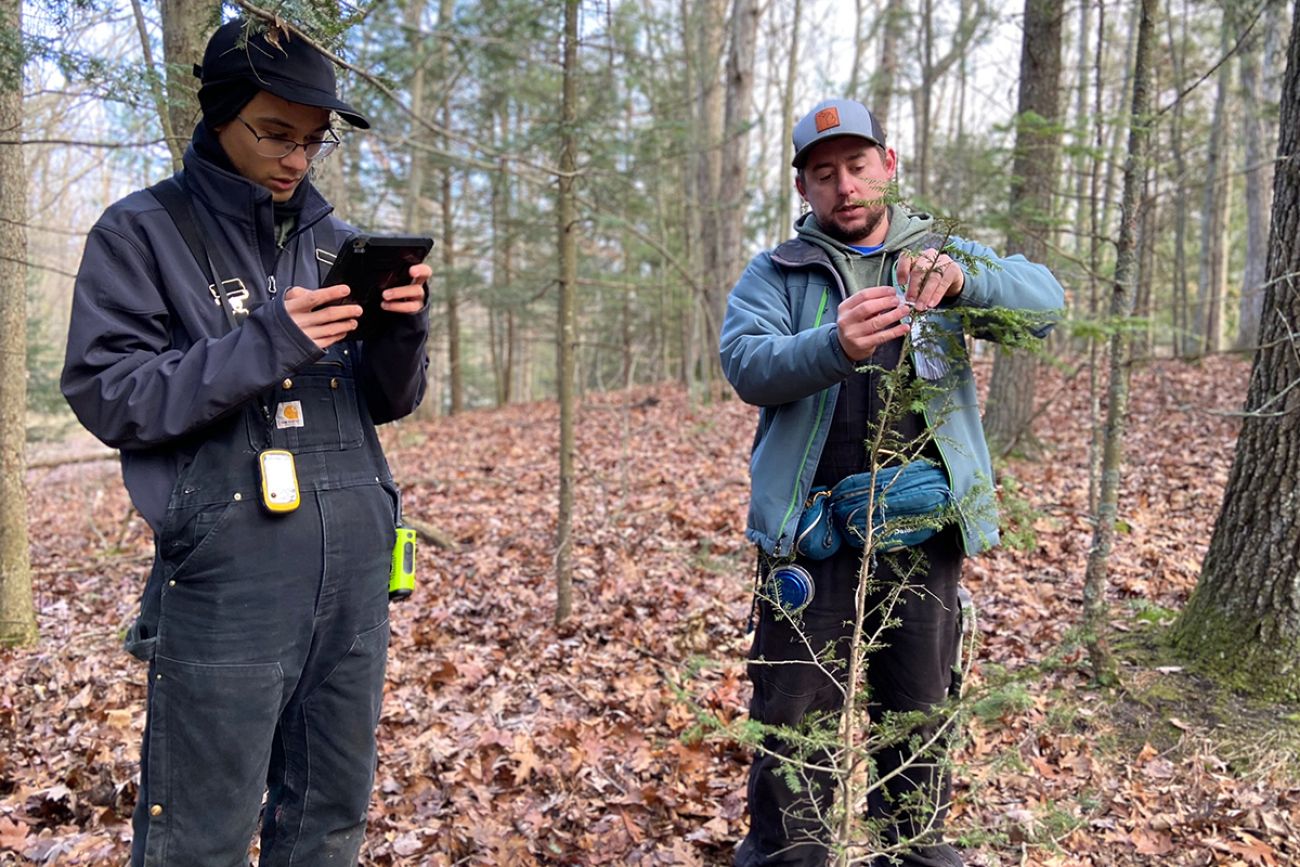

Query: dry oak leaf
0;817;29;853
1129;826;1175;856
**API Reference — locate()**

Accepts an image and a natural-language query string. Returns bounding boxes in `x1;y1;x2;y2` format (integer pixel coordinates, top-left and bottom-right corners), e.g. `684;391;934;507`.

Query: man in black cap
62;18;429;866
720;99;1064;865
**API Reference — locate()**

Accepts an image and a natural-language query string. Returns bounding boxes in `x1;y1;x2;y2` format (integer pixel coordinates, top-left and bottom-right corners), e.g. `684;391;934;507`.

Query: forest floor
3;354;1299;866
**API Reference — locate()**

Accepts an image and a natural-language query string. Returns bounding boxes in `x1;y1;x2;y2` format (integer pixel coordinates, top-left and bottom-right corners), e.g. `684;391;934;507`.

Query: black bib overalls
125;343;398;866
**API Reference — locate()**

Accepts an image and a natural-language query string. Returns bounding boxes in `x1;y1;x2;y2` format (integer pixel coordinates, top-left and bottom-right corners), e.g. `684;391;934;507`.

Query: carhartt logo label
276;401;304;429
815;108;841;132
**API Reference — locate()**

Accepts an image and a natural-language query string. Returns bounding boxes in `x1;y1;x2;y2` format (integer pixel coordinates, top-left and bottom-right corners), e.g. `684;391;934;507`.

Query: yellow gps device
258;449;301;513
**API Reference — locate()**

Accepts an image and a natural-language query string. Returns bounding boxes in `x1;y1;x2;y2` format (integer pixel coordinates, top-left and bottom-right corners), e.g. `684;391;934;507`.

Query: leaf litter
2;355;1297;865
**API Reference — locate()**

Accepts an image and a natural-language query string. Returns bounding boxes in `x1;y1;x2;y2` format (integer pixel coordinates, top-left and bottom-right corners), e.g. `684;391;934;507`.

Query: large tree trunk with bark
1171;0;1300;700
982;0;1062;458
0;0;36;648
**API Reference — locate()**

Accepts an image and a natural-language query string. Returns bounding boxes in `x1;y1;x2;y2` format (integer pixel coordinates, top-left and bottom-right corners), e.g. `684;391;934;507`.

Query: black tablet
321;234;434;340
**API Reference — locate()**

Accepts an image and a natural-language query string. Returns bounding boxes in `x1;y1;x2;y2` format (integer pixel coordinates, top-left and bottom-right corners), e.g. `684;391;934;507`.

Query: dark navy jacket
61;146;429;532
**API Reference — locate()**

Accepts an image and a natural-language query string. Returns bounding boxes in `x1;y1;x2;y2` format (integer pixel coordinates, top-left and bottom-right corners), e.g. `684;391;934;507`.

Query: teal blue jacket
719;212;1065;557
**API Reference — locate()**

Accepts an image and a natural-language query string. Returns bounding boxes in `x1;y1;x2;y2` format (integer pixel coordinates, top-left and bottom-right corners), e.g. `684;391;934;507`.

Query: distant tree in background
160;1;217;158
555;0;579;623
1082;0;1158;683
0;0;36;648
1234;0;1286;352
982;0;1063;458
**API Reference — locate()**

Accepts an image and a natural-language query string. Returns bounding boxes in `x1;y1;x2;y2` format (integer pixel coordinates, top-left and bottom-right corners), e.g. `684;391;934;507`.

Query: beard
820;201;889;245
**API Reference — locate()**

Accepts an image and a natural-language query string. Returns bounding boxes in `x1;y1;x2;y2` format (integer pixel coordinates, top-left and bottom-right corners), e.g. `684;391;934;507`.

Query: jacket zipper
770;252;852;552
267;208;335;298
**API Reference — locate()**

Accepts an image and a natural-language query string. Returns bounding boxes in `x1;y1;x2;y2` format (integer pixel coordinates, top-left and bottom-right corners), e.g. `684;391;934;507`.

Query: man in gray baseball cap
719;98;1065;866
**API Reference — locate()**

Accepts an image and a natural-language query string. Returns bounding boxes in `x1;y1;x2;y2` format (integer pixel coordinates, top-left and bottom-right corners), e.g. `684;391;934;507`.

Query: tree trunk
1087;0;1107;513
917;0;934;198
404;0;439;421
441;151;461;414
685;0;726;400
1082;0;1157;685
982;0;1062;458
775;0;802;239
1195;22;1232;356
554;0;579;625
1235;3;1281;352
717;0;758;311
1206;147;1232;353
1097;0;1139;282
435;0;462;415
490;141;514;406
0;0;36;648
1070;0;1090;281
1171;0;1300;700
847;0;865;98
1167;0;1193;355
401;0;428;236
498;106;517;405
132;0;181;170
160;0;214;159
1135;156;1158;357
952;0;969;209
871;0;905;125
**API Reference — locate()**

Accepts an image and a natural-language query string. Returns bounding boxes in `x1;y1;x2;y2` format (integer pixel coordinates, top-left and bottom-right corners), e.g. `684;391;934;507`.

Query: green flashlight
388;527;417;600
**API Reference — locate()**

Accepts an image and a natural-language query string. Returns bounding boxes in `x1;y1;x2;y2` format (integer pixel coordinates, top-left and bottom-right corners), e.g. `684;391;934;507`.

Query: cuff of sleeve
270;298;326;364
947;268;991;309
827;324;858;375
934;265;972;309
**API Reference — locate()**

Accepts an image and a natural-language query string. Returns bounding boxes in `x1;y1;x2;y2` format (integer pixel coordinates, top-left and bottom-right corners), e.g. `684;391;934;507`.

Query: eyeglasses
235;116;340;161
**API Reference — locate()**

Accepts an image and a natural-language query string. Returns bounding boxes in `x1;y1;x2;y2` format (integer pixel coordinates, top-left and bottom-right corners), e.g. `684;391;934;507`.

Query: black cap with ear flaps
195;18;370;129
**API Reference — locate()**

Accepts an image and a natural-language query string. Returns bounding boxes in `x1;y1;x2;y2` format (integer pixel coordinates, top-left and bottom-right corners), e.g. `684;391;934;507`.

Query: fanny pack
795;461;954;559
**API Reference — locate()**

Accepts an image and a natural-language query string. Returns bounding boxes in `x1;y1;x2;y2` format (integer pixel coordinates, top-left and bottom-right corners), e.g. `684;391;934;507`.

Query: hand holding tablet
321;234;434;340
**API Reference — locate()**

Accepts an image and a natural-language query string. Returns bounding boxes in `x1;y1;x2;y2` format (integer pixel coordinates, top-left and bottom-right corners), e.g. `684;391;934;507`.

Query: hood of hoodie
794;204;935;292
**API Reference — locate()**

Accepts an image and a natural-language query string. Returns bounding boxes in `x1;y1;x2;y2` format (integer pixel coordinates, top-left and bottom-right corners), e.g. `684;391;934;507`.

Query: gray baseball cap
792;98;886;168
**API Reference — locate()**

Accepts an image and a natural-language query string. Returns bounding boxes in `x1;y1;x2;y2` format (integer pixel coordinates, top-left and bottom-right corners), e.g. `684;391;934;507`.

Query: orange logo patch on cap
815;107;841;132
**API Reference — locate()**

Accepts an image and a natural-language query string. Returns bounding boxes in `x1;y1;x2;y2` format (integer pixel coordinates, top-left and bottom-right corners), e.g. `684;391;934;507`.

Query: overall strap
148;175;241;332
313;219;346;286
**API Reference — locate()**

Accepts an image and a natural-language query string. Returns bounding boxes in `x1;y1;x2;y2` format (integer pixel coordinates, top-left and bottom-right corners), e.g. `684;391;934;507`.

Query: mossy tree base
1171;603;1300;703
1170;11;1300;705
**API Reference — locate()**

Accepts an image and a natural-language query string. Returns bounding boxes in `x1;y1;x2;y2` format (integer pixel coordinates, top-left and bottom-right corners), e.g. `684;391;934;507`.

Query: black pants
735;530;965;867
